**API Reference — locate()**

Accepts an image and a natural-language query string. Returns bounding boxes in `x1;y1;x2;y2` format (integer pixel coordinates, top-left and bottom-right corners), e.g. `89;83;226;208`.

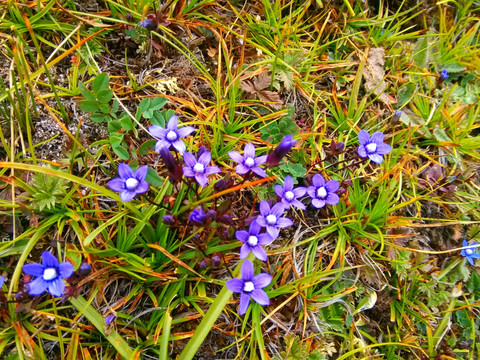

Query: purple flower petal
241;259;254;280
58;262;74;279
266;226;279;239
235;230;249;243
311;199;325;209
358;130;370;145
183;152;197;167
135;181;149;194
258;233;273;245
120;190;137;202
135;165;149;182
368;153;384;164
197;151;211;166
306;186;316;198
244;143;256;159
283;176;294;191
118;163;134;180
226;278;243;293
276;217;293;228
325;180;340;193
149;125;166;139
251;246;267;261
183;167;195;177
228;151;244;164
253;273;272;288
259;201;270;216
250;289;270;306
274;184;284;198
271;203;285;217
254;155;268;166
42;251;59;268
312;174;325;188
107;178;125;192
325;193;340;206
176;126;195;138
251;167;267;178
47;278;65;297
240;244;251;259
195;174;208;187
172;139;187;154
249;221;262;235
205;166;221;175
292;187;306;197
376;143;392;155
291;199;306;210
256;216;267;227
166;115;178;131
239;292;250;315
236;164;250;175
155;140;171;153
357;145;367;158
22;263;45;277
371;131;384;144
28;277;48;296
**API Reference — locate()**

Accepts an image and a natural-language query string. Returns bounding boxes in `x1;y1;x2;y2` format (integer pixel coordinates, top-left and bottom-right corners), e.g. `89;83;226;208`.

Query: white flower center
248;235;258;246
466;249;473;255
166;130;178;141
193;163;204;174
266;214;277;225
285;191;295;201
366;142;377;153
125;178;139;190
244;157;255;168
243;281;254;292
43;268;58;281
317;187;327;199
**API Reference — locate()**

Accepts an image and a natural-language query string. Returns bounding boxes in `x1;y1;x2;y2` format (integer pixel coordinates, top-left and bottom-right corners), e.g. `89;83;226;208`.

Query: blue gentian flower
274;175;307;210
189;207;208;225
226;259;272;315
228;143;267;177
0;276;4;288
22;251;74;297
183;151;221;187
266;135;296;167
105;314;117;325
159;147;183;183
255;201;294;238
107;163;149;202
149;115;195;154
440;69;449;80
307;174;340;209
236;221;273;261
461;240;480;265
357;130;392;164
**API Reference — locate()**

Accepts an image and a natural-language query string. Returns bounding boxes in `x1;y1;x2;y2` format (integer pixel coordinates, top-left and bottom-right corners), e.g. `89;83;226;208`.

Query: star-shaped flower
357;130;392;164
228;143;267;177
107;163;149;202
236;221;273;261
183;151;221;187
22;251;74;297
274;175;307;210
149;115;195;154
255;201;293;239
226;259;272;315
461;239;480;265
307;174;340;209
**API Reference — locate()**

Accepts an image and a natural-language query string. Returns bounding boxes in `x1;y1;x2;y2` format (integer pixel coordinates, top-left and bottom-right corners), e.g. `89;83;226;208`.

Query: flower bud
198;259;208;269
220;214;232;224
159;147;183;183
266;135;296;168
207;210;217;220
138;18;158;32
163;214;175;225
189;207;207;225
214;178;226;192
211;254;222;267
78;262;92;276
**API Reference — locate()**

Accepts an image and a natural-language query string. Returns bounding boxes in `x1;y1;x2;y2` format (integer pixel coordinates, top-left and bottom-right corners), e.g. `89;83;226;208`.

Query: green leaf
111;99;120;114
467;273;480;298
92;73;109;94
138;140;157;155
97;89;113;104
397;83;416;108
120;116;133;131
109;133;124;147
412;37;429;69
99;103;110;115
113;145;130;160
91;113;110;123
433;127;451;142
79;82;96;100
108;120;122;132
150;112;165;126
78;100;99;113
150;97;167;110
146;168;164;187
443;63;466;73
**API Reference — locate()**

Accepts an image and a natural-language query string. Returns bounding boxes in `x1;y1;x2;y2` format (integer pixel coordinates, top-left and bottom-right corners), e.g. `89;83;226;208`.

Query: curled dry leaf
240;72;283;109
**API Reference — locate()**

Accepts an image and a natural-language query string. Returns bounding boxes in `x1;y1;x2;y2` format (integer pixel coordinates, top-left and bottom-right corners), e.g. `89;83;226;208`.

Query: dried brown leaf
363;47;394;104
